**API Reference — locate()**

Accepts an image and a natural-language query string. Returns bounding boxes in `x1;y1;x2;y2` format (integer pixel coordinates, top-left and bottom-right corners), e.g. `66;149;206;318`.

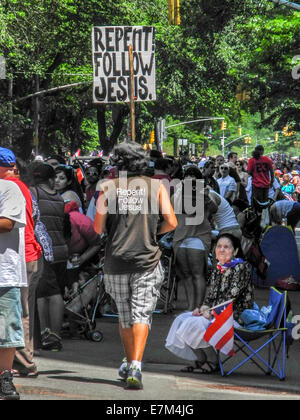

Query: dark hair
55;165;85;212
88;158;104;175
150;150;163;160
110;142;149;174
45;154;66;164
204;160;215;169
181;166;204;213
28;162;56;185
252;145;264;160
216;233;244;259
236;159;245;168
155;158;169;171
228;152;237;160
183;166;203;179
16;157;30;185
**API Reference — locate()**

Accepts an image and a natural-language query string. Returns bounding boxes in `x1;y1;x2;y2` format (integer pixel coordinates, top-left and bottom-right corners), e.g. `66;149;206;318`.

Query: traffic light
242;90;251;101
239;126;242;136
236;84;250;102
275;133;278;142
150;130;155;144
236;83;243;101
244;136;251;144
221;121;227;130
283;126;288;136
283;126;296;137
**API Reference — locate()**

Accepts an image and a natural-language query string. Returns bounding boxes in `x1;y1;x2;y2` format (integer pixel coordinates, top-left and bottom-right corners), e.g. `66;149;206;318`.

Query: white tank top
210;190;240;230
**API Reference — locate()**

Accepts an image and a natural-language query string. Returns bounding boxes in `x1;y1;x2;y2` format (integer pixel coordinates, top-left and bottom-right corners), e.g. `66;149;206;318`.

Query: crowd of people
1;142;300;399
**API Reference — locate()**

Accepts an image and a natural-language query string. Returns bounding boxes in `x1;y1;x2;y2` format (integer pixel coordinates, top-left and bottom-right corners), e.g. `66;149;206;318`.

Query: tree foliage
0;0;299;158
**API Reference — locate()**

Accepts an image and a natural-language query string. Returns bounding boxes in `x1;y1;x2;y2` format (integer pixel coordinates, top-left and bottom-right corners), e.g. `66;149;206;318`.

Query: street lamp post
165;117;225;156
0;56;13;147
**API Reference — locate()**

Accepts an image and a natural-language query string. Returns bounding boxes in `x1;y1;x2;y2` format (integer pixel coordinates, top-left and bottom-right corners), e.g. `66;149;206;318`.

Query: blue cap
0;147;16;168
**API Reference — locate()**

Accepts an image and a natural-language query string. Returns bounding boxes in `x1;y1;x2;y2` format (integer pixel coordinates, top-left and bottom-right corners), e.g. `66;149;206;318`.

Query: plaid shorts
104;263;164;329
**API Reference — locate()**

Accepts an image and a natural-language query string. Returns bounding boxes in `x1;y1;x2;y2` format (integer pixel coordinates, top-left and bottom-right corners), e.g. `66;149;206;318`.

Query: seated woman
166;233;254;373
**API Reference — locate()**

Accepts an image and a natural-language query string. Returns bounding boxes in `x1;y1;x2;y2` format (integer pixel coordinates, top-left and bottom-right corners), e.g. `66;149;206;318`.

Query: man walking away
0;168;27;400
94;142;177;390
247;145;274;207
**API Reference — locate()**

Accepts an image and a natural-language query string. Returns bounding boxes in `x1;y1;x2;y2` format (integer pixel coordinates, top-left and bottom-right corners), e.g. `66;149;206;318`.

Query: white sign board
178;139;188;146
92;26;156;104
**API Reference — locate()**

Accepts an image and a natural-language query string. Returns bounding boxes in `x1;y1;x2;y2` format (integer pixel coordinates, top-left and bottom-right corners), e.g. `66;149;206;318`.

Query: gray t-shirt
0;180;27;287
101;176;162;274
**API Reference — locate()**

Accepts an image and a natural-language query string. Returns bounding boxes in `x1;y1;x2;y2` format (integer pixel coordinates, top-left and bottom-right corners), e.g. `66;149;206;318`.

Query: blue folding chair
219;287;288;380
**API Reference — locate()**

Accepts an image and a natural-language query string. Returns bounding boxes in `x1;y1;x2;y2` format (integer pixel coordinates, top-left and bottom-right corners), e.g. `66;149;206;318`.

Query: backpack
31;192;54;263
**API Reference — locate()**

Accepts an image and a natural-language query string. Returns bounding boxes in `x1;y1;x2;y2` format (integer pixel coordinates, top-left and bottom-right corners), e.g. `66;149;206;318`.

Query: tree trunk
109;105;129;146
97;104;129;155
97;105;110;155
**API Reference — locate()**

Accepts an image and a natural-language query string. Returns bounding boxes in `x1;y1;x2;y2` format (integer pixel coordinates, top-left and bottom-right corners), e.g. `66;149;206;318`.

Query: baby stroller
64;264;106;343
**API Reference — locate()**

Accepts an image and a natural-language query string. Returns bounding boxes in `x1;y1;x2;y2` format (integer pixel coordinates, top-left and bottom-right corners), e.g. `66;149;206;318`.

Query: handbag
31;189;54;263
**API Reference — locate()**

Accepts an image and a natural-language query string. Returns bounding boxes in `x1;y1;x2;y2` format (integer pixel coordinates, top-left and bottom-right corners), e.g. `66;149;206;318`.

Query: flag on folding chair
203;300;235;356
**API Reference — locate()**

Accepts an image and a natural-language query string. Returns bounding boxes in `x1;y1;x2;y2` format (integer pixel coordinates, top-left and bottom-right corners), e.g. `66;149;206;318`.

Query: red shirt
7;177;42;263
247;156;273;188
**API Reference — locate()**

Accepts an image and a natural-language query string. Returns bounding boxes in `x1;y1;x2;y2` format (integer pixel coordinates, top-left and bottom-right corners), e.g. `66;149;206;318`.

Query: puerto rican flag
73;149;81;158
203;300;235;356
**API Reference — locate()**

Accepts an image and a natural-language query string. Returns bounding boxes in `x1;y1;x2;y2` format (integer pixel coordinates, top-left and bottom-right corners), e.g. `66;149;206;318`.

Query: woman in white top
209;189;242;240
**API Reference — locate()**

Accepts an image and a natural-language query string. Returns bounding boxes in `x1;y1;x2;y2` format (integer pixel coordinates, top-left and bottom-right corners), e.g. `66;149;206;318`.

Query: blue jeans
0;287;24;349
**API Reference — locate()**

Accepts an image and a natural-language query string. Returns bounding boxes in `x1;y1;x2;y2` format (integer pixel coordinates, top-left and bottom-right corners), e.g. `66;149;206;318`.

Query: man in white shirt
0;178;27;400
217;164;237;204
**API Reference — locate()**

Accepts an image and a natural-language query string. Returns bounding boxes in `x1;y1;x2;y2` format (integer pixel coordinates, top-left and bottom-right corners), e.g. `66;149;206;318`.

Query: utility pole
8;77;13;148
0;56;13;147
221;131;226;157
129;45;136;142
34;74;40;155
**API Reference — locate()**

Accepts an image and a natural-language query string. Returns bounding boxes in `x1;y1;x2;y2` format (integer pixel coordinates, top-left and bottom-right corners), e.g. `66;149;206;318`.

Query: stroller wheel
91;330;103;343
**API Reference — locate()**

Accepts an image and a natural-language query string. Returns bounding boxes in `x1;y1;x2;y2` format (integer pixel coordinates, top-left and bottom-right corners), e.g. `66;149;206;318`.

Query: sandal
181;360;219;374
193;361;220;374
180;361;205;373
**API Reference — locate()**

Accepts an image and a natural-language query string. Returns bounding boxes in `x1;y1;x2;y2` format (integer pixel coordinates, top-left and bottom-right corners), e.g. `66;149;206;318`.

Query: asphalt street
15;283;300;401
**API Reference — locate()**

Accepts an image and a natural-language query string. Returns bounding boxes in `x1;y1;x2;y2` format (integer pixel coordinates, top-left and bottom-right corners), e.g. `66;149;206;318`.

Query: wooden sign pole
129;45;136;142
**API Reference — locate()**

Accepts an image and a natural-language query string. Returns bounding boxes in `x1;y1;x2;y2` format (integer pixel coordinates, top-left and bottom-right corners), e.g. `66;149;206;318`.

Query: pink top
65;202;99;254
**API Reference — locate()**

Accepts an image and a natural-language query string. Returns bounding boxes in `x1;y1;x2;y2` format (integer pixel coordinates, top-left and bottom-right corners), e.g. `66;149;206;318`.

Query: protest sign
92;26;156;103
